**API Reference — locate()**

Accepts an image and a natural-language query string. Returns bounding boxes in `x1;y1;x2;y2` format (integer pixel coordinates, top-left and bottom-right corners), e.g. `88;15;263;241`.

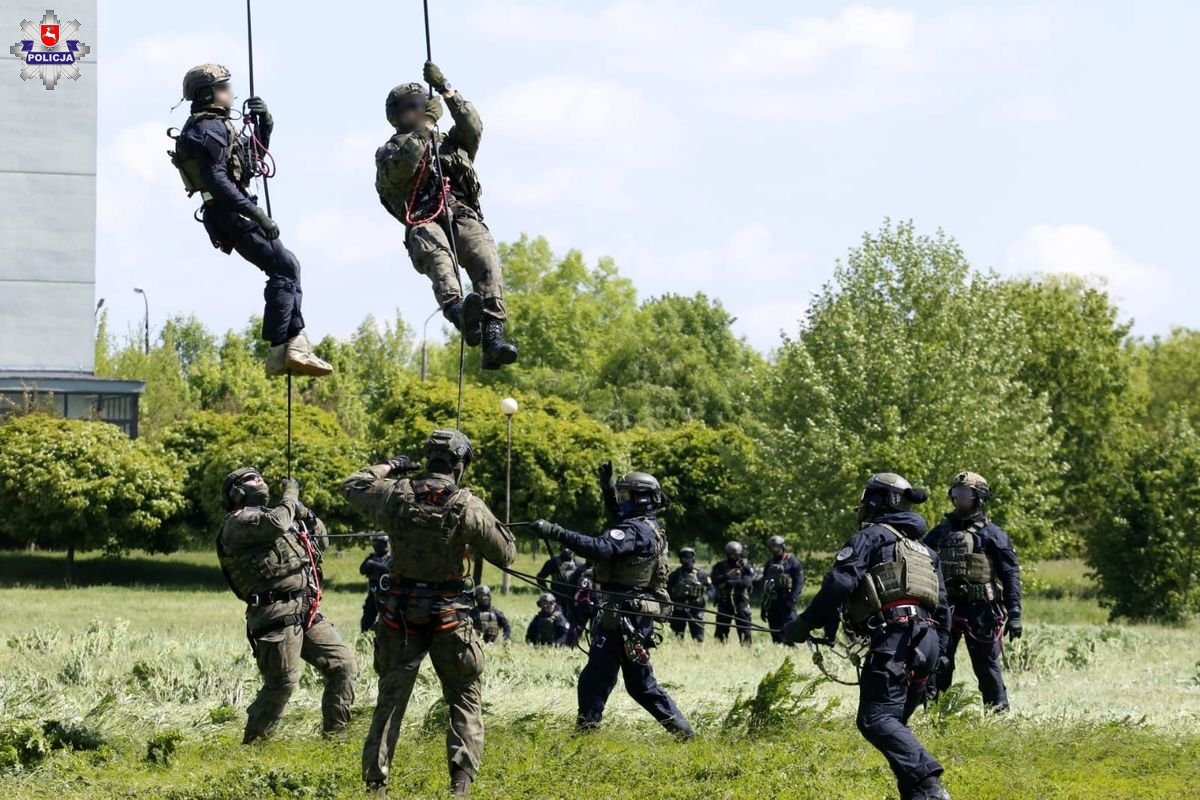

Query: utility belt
855;599;932;634
381;577;468;633
245;589;305;608
246;611;322;655
948;581;997;604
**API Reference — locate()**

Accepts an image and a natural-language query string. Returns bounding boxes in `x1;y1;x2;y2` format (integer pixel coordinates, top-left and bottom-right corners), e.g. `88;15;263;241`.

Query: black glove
532;519;565;541
423;60;450;94
597;461;614;487
245;96;273;131
425;95;443;124
387;455;420;474
251;207;279;240
1005;616;1023;640
781;617;813;645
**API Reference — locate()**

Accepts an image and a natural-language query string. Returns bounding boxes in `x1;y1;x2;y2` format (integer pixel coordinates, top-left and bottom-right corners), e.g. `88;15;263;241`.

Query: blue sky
92;0;1199;352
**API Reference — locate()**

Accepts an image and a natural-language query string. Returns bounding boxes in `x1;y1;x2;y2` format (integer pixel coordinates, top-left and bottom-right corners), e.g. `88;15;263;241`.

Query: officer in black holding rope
784;473;953;800
531;471;693;738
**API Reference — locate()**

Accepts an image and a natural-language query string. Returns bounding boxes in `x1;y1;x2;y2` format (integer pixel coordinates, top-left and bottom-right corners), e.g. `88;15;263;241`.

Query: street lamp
500;396;519;593
420;306;441;381
133;287;149;355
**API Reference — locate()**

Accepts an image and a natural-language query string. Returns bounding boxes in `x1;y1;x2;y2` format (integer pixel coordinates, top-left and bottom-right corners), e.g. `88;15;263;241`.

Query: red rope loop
404;142;451;226
296;521;323;629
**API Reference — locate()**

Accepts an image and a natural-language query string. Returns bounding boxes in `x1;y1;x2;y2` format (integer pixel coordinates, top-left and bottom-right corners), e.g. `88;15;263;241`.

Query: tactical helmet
725;541;744;559
767;535;786;554
475;585;492;599
423;429;474;472
949;471;991;503
537;592;556;610
222;467;263;511
615;471;670;515
679;546;696;560
182;63;231;102
385;82;427;127
371;534;389;553
858;472;928;522
561;548;575;560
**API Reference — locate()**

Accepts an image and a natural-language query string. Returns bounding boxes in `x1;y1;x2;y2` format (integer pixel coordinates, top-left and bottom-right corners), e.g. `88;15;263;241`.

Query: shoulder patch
607;529;626;541
835;546;854;561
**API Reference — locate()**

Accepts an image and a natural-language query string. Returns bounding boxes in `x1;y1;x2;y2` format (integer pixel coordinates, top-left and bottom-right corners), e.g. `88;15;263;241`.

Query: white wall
0;0;97;371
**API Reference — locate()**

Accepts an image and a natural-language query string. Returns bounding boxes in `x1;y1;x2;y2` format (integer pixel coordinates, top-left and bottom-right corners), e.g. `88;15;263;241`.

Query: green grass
1;551;1198;798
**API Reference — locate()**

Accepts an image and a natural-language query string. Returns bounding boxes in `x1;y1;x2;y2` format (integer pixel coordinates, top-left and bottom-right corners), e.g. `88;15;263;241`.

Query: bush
722;657;837;736
146;729;185;766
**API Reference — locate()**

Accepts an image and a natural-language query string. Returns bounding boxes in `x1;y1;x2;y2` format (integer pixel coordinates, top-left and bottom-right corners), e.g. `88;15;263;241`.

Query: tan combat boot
283;333;333;377
265;343;289;377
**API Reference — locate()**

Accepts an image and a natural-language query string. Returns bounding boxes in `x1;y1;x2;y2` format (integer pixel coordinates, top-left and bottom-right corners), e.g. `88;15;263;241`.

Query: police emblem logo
607;529;626;541
9;10;91;90
835;546;854;561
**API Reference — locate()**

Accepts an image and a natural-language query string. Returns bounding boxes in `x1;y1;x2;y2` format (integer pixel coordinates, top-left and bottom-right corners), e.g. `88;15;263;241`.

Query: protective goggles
393;97;424;113
236;472;263;485
949;486;977;503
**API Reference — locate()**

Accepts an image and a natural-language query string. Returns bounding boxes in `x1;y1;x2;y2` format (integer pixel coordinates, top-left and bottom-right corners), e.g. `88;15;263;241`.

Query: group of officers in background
360;533;807;648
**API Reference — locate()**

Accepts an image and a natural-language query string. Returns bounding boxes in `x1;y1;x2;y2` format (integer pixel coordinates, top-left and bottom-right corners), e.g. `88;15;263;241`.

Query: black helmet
615;471;669;516
679;546;696;561
371;534;389;552
537;592;556;610
475;585;492;599
858;472;928;523
725;540;744;559
767;535;786;554
424;429;473;474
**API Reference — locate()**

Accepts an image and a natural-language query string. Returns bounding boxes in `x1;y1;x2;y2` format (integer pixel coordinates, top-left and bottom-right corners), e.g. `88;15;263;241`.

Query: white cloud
1004;224;1171;324
989;94;1063;124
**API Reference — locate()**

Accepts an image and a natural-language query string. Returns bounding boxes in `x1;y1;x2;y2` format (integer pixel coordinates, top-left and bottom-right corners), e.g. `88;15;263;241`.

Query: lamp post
420;306;441;381
500;396;519;593
133;287;149;355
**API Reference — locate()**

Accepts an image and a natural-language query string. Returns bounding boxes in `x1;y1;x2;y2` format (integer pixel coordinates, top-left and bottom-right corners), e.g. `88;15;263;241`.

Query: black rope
245;0;292;480
421;0;468;431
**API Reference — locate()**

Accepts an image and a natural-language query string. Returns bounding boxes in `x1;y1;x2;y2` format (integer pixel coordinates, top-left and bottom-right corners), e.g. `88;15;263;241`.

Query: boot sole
283;360;334;377
481;349;518;370
462;294;484;348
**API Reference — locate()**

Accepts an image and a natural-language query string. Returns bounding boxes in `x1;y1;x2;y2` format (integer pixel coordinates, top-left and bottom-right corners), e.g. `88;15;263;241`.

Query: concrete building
0;1;143;436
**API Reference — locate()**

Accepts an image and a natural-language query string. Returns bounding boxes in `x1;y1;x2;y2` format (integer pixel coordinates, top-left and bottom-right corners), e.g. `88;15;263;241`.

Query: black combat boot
450;767;473;796
442;295;483;347
910;775;951;800
481;319;518;370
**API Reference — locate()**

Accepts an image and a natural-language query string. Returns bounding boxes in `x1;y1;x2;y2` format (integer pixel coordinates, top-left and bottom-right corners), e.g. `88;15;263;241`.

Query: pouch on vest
847;528;940;626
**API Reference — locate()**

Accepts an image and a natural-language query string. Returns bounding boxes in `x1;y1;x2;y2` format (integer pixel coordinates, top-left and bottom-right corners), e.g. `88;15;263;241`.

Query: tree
764;221;1063;556
1133;328;1200;431
1085;411;1200;621
0;416;185;582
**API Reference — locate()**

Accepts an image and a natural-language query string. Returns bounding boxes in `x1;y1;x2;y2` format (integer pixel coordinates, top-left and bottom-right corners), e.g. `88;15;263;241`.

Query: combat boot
265;343;288;377
450;767;472;796
910;775;951;800
480;319;518;370
283;333;334;377
442;294;484;347
365;781;387;799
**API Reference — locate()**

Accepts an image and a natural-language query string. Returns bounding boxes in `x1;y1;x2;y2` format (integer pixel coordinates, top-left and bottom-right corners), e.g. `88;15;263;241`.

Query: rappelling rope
244;0;292;480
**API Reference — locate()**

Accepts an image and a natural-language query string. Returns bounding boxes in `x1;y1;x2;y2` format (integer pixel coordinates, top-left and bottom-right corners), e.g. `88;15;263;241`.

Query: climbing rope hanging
421;0;468;431
244;0;292;479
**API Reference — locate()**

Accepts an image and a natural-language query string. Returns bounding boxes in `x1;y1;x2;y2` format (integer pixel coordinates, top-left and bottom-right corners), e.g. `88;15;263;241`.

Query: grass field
1;547;1197;799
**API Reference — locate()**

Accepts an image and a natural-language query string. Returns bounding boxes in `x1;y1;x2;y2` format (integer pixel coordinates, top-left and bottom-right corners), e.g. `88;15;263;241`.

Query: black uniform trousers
714;597;752;644
939;602;1008;709
669;603;705;642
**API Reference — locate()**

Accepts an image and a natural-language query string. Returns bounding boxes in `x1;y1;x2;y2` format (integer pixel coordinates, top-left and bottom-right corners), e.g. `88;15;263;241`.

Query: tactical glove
781;617;813;645
424;95;444;124
245;96;273;132
597;461;614;487
387;455;421;474
532;519;565;541
423;61;450;94
280;478;300;503
1005;616;1023;640
251;207;280;240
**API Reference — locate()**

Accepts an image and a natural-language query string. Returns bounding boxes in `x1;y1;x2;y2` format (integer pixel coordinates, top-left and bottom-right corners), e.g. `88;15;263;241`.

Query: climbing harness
807;635;868;686
295;518;323;629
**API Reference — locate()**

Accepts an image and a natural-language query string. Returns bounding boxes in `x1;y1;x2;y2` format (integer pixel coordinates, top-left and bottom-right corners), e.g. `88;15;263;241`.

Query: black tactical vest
169;110;246;198
476;609;502;642
673;568;706;602
936;520;996;603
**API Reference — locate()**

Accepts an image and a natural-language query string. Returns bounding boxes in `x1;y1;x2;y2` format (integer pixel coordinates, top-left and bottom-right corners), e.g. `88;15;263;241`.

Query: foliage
721;657;836;735
145;730;184;766
0;416;186;574
1084;411;1200;621
764;221;1063;555
1133;327;1200;431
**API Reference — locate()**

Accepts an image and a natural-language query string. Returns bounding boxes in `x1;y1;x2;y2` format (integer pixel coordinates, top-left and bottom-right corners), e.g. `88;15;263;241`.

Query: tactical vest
594;518;669;591
216;509;308;600
476;609;502;642
532;612;561;644
168;110;246;198
717;561;750;601
673;568;706;602
936;520;996;603
556;558;578;584
386;477;473;583
847;525;941;626
764;558;794;592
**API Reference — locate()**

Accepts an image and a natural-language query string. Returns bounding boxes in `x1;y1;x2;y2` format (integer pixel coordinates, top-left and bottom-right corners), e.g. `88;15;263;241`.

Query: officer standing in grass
359;534;392;632
784;473;953;800
216;468;356;744
525;592;572;647
666;547;708;642
469;585;512;643
925;471;1023;711
760;535;804;645
711;541;755;644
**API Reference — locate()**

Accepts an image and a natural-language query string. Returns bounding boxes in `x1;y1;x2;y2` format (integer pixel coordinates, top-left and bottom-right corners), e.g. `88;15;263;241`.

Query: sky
90;0;1199;353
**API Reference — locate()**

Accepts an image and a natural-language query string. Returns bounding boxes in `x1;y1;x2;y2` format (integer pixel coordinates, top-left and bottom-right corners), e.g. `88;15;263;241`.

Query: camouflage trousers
406;205;506;320
362;621;485;786
244;613;357;743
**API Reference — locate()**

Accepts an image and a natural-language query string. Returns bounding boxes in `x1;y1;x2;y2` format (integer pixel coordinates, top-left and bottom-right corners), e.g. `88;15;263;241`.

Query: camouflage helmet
221;466;262;511
182;63;231;101
385;82;426;127
767;535;787;553
423;428;474;472
725;540;744;559
858;472;928;522
537;592;556;609
949;471;991;502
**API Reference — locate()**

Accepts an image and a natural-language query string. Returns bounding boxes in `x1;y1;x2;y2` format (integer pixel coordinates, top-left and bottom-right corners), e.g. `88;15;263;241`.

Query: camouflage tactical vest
847;525;941;625
476;609;502;642
673;567;706;603
168;110;246;198
216;509;308;600
386;477;473;583
594;517;669;592
936;520;996;603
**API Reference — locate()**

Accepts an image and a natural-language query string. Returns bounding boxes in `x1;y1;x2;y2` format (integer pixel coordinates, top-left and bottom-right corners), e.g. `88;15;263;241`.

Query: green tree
1133;328;1200;431
765;221;1063;555
0;416;185;582
1085;411;1200;621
